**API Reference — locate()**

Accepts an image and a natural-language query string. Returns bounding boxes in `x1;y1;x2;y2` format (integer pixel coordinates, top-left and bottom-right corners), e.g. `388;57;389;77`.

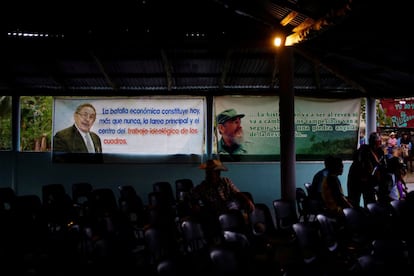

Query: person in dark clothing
53;103;103;163
53;103;102;153
310;155;335;202
190;159;255;243
347;132;386;207
380;156;407;203
322;156;353;219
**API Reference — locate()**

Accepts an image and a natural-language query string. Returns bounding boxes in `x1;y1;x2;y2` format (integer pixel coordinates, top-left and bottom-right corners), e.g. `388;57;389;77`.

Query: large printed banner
379;99;414;128
214;96;360;161
53;97;205;162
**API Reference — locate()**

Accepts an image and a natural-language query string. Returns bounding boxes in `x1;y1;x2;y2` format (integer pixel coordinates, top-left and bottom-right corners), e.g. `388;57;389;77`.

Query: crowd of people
310;131;411;225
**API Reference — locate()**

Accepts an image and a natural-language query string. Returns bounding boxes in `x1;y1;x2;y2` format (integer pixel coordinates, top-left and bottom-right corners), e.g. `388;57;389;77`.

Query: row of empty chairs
287;183;414;275
0;179;196;275
2;179;412;275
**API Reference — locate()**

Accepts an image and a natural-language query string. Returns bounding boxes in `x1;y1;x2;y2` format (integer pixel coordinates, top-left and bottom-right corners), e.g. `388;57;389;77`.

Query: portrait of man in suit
53;103;103;162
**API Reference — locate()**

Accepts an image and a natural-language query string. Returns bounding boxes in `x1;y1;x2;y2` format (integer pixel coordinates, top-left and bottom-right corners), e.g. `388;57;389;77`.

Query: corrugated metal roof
0;0;411;99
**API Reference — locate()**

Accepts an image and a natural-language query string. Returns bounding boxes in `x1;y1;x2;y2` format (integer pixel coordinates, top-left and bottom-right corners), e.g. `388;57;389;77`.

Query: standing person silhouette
53;103;102;158
347;132;386;207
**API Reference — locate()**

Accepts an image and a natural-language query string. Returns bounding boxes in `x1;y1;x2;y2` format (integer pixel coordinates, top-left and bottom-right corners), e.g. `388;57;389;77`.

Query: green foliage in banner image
20;96;53;151
296;131;357;156
0;96;12;150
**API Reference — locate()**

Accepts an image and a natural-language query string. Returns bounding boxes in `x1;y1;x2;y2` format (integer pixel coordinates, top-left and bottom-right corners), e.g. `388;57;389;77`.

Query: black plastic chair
296;187;311;222
316;213;339;253
152;181;175;206
175;178;194;202
366;202;395;239
117;185;146;248
0;187;16;212
88;188;119;217
292;222;321;265
180;217;210;274
341;207;373;256
181;218;207;253
304;182;313;197
42;183;75;231
12;194;48;260
209;247;241;276
247;202;280;264
218;210;250;247
249;203;277;237
144;225;182;274
71;182;93;222
72;182;93;206
357;239;409;275
0;187;17;259
118;185;145;219
175;179;194;219
272;199;298;241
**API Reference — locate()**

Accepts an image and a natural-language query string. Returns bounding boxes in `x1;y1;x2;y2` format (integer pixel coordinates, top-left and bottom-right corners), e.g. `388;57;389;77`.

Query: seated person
191;159;255;214
321;156;353;220
190;159;255;242
310;155;334;202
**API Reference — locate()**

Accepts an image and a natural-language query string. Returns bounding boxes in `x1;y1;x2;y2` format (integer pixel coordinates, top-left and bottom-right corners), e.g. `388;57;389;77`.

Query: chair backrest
366;202;395;239
175;179;194;201
153;181;175;205
174;179;194;218
372;239;408;261
42;183;70;206
292;222;321;264
249;202;277;236
42;183;74;225
218;210;251;249
88;188;119;217
342;207;372;246
180;218;207;253
148;191;175;209
118;185;144;212
209;247;240;276
316;213;338;252
144;226;179;265
304;182;313;197
118;185;146;226
390;199;411;218
0;187;16;211
389;199;413;239
13;194;45;237
72;182;93;205
218;209;248;234
272;199;298;231
295;187;309;222
12;194;46;245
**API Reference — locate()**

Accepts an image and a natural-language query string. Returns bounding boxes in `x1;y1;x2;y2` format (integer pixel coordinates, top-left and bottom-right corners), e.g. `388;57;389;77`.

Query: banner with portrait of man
214;95;361;162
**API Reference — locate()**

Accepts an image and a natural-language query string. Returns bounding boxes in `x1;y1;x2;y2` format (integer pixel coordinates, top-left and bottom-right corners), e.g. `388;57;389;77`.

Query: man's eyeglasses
76;112;96;120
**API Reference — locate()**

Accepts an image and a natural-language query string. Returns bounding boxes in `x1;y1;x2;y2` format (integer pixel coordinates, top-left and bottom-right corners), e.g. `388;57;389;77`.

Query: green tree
376;99;393;127
20;96;53;151
359;98;392;128
0;96;12;150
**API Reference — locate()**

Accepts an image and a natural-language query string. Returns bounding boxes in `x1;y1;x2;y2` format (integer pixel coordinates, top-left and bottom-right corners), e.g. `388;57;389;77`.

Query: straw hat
199;159;228;171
